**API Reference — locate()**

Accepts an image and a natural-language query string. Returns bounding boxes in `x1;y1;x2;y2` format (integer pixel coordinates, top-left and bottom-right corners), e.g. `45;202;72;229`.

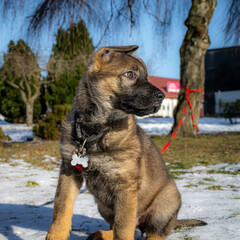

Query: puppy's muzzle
153;90;165;102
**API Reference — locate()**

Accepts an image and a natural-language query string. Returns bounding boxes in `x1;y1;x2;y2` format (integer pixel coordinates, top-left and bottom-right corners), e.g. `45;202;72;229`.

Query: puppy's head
87;45;165;116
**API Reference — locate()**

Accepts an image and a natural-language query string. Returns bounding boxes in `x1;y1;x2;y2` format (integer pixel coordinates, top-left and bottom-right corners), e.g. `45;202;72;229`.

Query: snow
0;158;239;240
0;118;240;239
0;123;33;142
1;117;240;142
138;117;240;135
0;114;5;121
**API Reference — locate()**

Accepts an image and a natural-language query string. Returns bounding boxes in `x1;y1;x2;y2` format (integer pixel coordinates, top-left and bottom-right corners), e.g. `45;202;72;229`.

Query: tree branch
31;82;41;102
19;90;27;103
19;79;25;93
23;76;32;99
143;0;170;25
128;0;135;41
6;80;20;90
19;80;27;103
95;0;114;48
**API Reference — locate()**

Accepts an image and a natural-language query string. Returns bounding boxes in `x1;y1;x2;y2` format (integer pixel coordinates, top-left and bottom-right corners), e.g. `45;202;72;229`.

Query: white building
148;76;180;118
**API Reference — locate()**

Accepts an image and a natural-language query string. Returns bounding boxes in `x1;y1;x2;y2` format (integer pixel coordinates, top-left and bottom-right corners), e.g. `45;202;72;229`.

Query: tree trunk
172;0;217;137
26;100;34;126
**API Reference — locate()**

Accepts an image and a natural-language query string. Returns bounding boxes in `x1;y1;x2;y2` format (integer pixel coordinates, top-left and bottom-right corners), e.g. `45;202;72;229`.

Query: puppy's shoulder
60;105;78;144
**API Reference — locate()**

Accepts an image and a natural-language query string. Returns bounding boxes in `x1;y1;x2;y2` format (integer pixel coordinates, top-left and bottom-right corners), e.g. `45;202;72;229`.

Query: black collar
75;117;108;144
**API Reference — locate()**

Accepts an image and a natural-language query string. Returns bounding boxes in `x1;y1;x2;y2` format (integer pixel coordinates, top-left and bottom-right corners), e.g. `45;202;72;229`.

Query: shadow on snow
0;202;109;240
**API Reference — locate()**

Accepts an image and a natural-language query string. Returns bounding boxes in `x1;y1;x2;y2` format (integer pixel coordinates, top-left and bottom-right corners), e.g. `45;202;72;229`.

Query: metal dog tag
71;153;89;168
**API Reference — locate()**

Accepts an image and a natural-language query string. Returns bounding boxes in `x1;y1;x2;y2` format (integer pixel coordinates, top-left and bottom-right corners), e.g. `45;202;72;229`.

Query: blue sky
0;0;239;79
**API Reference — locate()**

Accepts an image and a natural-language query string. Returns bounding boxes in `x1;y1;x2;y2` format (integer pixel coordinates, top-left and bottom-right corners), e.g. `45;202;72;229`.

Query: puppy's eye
124;71;136;79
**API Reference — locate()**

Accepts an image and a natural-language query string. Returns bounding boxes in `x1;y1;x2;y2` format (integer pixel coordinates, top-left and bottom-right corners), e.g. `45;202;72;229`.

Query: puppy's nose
153;91;165;100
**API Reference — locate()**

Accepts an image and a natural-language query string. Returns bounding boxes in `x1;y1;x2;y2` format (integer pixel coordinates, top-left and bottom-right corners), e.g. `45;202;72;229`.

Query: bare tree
0;40;46;126
172;0;217;137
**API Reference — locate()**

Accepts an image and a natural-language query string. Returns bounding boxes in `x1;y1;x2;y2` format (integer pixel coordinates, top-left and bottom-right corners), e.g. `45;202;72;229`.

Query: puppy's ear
107;45;139;55
96;45;139;63
98;48;113;63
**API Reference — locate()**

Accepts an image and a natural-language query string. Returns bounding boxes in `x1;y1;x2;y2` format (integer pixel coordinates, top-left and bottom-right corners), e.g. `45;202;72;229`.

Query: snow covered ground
0;121;33;142
0;118;240;240
1;117;240;142
0;158;239;240
138;117;240;135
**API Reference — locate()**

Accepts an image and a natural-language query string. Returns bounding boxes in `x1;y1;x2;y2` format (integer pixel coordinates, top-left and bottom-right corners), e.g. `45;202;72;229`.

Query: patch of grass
184;183;198;188
26;181;40;187
24;174;36;177
170;174;183;180
182;180;209;188
0;141;60;168
169;171;187;179
228;212;239;219
181;236;197;240
9;162;20;167
198;180;208;185
205;185;223;190
203;178;215;182
171;161;186;169
228;185;239;189
151;133;240;169
0;176;10;179
206;170;239;175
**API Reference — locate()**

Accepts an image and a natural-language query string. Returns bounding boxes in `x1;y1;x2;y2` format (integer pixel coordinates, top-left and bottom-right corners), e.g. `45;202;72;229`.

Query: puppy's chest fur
83;145;141;207
81;132;141;209
83;157;118;208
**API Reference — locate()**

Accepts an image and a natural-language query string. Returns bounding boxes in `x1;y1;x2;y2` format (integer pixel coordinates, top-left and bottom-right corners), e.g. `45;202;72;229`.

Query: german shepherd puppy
46;45;206;240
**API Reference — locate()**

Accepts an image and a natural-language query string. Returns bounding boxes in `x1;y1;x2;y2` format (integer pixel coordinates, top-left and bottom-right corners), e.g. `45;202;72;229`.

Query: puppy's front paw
87;230;113;240
46;225;70;240
46;232;69;240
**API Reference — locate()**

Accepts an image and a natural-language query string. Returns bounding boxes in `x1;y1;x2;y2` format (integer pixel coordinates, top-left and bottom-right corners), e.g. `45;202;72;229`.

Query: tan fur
88;230;114;240
46;173;83;240
46;45;206;240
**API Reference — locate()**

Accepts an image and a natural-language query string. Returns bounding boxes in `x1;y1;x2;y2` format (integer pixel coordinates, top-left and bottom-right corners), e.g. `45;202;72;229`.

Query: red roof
148;76;180;99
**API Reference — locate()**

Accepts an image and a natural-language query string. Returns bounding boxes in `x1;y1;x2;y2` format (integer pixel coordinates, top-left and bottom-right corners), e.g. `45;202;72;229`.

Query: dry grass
0;133;239;171
151;133;240;169
0;141;60;170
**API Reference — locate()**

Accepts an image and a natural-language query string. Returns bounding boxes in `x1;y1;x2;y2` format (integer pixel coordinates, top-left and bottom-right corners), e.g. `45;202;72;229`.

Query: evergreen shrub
33;104;70;140
221;100;240;124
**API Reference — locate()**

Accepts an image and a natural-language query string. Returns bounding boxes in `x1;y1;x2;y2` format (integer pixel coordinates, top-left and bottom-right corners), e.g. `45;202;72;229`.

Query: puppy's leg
159;213;178;239
97;201;114;228
87;202;114;240
46;165;83;240
140;182;180;239
145;213;177;240
88;186;138;240
113;186;138;240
